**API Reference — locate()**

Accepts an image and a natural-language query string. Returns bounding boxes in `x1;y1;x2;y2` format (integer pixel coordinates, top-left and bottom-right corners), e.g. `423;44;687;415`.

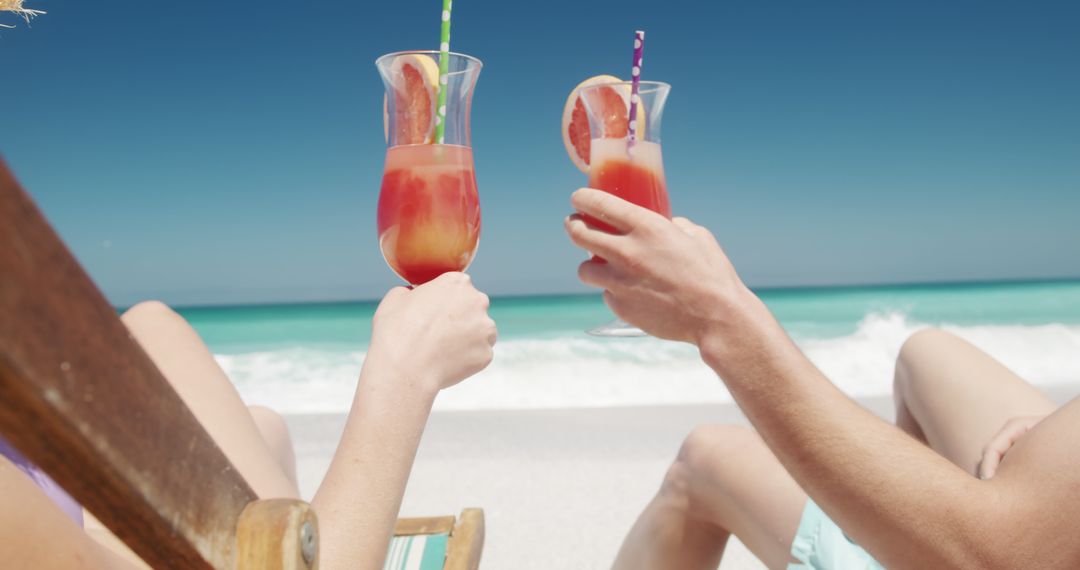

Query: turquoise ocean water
175;280;1080;413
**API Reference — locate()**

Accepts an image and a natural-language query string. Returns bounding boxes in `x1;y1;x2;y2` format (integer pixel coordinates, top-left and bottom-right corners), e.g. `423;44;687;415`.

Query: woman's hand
564;188;751;345
978;415;1046;479
368;272;497;393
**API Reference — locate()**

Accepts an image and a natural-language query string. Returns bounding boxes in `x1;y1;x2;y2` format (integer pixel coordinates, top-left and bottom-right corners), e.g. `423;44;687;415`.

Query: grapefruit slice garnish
384;54;441;145
562;74;634;174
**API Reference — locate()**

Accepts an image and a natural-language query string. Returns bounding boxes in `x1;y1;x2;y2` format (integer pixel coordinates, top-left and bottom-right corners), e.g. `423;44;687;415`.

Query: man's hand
978;415;1046;479
564;188;748;344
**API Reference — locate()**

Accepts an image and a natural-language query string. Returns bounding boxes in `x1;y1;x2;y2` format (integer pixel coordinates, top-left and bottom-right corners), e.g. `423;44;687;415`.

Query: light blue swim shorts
788;500;884;570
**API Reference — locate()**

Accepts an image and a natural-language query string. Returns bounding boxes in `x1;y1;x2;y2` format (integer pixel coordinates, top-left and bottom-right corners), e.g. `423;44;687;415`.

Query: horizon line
127;274;1080;313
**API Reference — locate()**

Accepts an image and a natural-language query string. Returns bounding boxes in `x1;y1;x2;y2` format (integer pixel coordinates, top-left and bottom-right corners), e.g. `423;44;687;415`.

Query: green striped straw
435;0;453;144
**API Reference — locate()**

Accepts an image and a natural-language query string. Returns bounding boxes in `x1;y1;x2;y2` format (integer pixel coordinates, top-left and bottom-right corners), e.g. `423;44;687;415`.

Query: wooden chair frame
394;509;485;570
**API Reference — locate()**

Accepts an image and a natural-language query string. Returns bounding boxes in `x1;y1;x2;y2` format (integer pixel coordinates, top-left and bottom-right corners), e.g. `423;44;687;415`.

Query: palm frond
1;0;46;27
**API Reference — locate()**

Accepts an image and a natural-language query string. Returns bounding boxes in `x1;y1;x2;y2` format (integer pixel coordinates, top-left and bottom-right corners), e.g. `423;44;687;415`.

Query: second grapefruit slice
561;75;632;174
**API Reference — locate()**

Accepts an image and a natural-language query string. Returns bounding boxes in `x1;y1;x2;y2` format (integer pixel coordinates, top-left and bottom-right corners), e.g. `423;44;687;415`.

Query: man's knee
894;328;961;394
663;424;756;496
899;327;960;362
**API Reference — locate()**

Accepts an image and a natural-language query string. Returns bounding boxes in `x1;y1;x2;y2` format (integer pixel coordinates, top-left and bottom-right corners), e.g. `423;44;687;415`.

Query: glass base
586;319;649;338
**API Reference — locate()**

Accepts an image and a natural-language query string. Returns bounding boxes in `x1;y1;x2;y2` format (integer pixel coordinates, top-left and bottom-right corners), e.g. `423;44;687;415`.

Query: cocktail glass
375;51;483;285
578;81;671;337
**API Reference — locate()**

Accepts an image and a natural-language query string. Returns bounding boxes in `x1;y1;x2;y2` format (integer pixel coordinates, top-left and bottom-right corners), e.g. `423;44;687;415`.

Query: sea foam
216;312;1080;414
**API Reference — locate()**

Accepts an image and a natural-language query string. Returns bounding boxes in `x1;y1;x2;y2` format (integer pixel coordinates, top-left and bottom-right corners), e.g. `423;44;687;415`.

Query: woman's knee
249;406;292;450
120;300;184;328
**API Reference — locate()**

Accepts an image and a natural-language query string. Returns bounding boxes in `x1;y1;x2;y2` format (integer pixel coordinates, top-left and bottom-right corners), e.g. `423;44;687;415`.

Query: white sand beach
286;385;1078;569
285;396;910;568
285;402;788;570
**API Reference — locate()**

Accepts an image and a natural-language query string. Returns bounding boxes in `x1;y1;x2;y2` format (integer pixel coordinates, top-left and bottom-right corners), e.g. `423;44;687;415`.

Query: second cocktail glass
579;80;672;337
376;51;483;285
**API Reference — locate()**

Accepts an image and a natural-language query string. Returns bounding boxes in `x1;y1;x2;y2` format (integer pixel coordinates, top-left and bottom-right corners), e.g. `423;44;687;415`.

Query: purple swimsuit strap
0;435;84;527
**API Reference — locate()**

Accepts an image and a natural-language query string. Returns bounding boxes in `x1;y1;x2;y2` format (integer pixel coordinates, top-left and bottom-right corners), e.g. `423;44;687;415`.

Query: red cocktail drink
586;138;670;232
377;144;480;285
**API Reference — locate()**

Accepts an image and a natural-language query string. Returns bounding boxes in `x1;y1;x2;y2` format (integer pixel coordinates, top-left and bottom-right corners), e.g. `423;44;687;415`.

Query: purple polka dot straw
628;30;645;143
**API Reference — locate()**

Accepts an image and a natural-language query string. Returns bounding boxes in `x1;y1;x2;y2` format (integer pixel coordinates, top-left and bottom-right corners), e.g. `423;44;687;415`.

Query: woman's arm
311;273;496;570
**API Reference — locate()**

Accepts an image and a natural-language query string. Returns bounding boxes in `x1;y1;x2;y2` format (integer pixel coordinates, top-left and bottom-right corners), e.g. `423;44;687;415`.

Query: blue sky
3;0;1078;306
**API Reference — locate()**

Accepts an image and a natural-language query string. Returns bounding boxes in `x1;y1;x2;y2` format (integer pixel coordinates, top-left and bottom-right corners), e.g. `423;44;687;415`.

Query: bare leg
85;405;301;567
0;455;143;570
893;328;1056;475
118;301;299;498
612;425;806;570
249;405;299;492
85;301;301;566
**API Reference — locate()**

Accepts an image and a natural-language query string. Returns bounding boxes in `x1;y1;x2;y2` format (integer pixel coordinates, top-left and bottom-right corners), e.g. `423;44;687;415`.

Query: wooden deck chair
388;511;484;570
0;158;484;570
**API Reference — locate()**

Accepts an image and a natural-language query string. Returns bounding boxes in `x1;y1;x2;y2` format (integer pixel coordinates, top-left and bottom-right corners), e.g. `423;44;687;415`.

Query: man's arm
565;188;1080;568
701;291;1022;568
